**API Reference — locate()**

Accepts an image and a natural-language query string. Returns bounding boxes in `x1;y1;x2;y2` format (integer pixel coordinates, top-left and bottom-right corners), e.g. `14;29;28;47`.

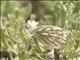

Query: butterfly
27;20;67;48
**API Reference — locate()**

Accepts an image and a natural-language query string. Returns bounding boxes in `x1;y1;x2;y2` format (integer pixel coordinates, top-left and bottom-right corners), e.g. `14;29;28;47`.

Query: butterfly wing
33;25;66;48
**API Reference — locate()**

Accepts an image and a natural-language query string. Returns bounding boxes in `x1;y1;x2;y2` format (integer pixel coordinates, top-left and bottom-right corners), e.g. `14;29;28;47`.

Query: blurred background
0;0;80;60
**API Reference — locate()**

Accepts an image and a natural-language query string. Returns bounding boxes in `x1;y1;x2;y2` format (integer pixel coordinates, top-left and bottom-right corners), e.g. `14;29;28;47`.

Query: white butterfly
27;20;67;48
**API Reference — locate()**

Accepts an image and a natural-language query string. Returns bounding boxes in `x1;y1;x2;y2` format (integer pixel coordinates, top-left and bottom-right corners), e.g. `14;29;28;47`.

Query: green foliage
0;1;80;60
